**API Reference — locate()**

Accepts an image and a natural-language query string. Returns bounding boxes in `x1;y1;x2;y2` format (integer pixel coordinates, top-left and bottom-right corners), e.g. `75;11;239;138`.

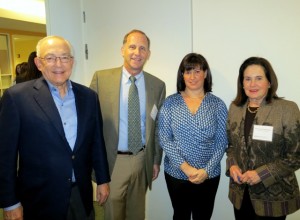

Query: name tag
150;104;158;120
252;125;273;142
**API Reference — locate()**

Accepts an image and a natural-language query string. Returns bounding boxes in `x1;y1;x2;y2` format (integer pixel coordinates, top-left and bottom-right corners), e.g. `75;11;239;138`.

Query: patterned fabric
158;92;228;180
226;99;300;217
128;76;142;154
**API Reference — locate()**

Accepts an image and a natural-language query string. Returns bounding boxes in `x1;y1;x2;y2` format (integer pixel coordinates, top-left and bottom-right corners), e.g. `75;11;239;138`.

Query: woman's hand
240;170;261;185
180;162;208;184
189;169;208;184
229;165;243;184
180;162;198;178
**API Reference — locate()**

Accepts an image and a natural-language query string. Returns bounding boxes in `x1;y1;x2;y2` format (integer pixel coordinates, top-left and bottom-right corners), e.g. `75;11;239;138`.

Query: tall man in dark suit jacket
0;36;110;220
90;29;166;220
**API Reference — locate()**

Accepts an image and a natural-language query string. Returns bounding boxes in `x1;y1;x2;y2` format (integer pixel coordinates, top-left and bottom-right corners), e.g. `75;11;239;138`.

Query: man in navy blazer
0;36;110;220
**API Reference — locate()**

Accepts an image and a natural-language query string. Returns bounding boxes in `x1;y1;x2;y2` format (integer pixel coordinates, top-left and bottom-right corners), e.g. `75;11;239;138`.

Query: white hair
36;36;74;57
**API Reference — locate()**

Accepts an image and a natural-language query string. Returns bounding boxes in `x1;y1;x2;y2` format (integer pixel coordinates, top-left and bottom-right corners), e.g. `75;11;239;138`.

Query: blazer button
72;155;75;160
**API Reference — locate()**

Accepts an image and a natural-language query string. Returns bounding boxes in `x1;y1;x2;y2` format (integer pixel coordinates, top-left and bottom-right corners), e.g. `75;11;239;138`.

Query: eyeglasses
39;55;73;64
183;69;203;76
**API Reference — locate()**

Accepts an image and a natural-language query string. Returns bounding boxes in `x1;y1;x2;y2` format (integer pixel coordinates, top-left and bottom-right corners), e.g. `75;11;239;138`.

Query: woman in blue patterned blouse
158;53;228;220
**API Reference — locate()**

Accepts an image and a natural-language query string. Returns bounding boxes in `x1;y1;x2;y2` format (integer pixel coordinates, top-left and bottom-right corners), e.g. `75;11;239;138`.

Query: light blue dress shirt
48;80;77;152
118;67;146;152
48;80;77;182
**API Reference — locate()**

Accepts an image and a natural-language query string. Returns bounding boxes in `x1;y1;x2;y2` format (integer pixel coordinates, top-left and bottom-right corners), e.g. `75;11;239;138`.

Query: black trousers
165;172;220;220
67;185;95;220
234;186;286;220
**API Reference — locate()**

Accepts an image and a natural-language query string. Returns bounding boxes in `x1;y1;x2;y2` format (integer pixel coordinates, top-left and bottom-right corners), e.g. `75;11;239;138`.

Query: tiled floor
0;203;104;220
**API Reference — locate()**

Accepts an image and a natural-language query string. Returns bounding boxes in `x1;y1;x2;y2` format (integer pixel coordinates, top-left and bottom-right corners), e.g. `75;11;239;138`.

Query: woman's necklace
183;91;205;100
247;105;259;114
182;91;205;115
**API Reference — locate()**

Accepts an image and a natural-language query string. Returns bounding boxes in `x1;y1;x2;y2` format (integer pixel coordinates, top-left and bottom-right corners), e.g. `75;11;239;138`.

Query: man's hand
152;164;160;180
3;206;23;220
96;183;110;205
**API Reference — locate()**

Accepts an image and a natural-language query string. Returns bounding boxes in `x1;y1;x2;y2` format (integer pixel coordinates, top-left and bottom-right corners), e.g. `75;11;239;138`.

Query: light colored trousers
104;150;147;220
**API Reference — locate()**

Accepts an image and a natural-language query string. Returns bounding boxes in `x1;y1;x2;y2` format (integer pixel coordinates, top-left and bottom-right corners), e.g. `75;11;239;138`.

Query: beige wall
0;29;45;79
13;38;42;65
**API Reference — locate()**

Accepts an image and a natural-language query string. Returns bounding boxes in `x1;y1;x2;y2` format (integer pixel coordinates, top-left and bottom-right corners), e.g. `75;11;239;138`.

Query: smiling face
183;66;207;92
121;32;150;76
243;64;270;105
35;37;74;87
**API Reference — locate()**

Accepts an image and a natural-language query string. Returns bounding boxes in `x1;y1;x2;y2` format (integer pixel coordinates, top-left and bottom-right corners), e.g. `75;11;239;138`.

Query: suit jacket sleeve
0;91;21;207
92;91;111;184
154;82;166;165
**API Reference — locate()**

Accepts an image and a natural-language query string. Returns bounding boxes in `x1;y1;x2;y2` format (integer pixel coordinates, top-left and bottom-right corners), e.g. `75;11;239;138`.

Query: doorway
0;34;11;96
0;0;46;97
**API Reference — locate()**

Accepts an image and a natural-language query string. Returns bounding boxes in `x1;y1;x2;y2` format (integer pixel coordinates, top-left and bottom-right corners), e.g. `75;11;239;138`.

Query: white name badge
252;125;273;142
150;104;158;120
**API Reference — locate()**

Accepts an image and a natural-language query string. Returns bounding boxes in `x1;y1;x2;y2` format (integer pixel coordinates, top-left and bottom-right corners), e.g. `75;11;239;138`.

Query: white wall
45;0;85;83
81;0;192;93
45;0;300;219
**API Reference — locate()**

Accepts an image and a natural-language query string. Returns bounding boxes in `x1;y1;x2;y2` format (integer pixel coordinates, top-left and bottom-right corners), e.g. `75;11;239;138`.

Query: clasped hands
181;162;208;184
229;165;261;186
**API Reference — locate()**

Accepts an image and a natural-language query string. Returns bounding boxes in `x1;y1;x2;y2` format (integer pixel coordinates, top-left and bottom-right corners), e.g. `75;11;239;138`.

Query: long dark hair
24;51;42;81
233;57;280;106
176;53;212;93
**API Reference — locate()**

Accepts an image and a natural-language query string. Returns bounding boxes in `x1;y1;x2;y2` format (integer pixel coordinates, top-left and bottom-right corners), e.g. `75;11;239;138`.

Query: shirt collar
122;66;143;83
46;79;73;93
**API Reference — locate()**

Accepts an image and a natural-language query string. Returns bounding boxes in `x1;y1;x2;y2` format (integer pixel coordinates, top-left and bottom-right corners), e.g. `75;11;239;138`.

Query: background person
0;36;110;220
15;62;28;84
158;53;228;220
226;56;300;220
15;52;42;85
90;29;166;220
23;51;42;81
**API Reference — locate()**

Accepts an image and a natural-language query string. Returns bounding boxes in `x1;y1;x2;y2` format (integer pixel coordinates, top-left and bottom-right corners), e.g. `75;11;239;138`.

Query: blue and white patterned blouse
158;92;228;180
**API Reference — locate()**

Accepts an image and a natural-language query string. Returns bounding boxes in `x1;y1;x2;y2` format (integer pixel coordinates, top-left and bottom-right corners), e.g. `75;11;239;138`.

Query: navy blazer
0;77;110;220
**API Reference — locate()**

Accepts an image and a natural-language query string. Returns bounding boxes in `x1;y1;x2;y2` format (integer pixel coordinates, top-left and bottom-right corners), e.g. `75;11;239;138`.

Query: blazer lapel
256;102;273;125
242;101;273;141
71;83;84;152
144;72;155;145
33;78;68;145
110;68;122;137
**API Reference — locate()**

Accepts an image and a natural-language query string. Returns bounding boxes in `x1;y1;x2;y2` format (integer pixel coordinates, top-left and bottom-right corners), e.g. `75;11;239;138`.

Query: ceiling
0;17;46;33
0;0;46;33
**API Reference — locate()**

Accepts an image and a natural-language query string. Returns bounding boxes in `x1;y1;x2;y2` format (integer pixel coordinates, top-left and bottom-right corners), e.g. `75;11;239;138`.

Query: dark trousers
165;172;220;220
234;186;286;220
67;185;95;220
